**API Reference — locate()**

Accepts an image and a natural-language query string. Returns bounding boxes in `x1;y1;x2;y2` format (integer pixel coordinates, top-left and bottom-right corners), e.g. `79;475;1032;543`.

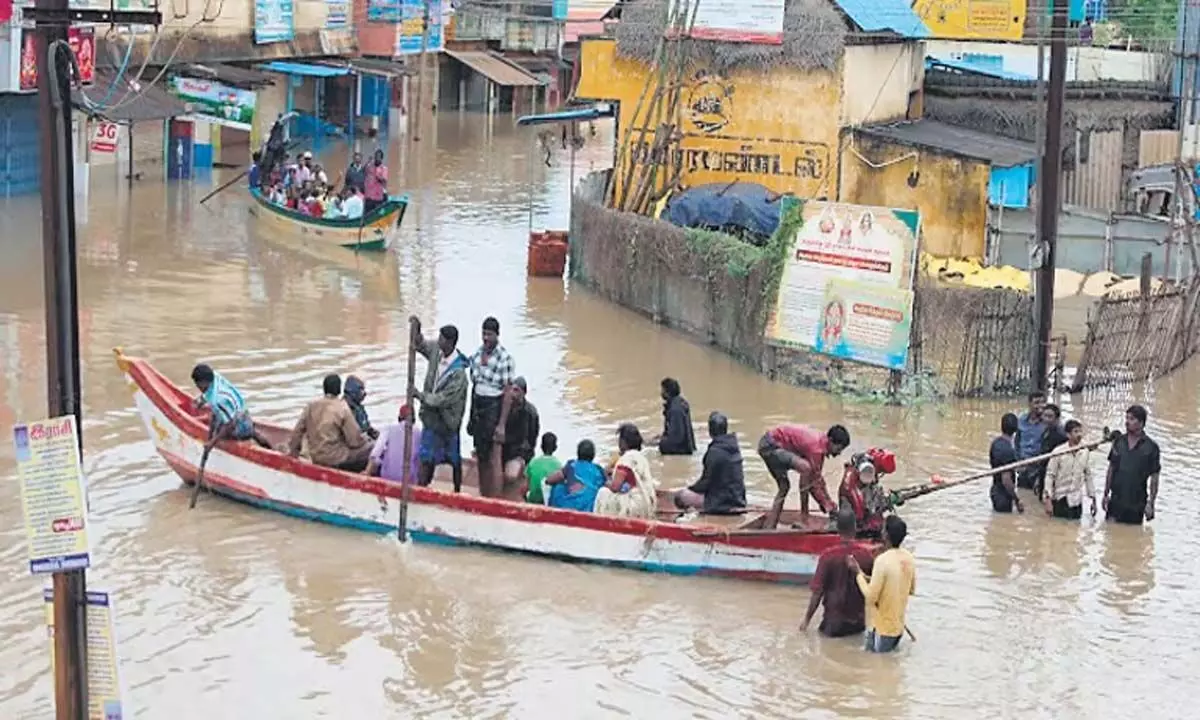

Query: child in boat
545;439;606;512
524;432;562;505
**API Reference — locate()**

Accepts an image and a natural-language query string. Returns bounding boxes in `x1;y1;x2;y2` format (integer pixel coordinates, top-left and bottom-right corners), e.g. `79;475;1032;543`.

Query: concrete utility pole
25;0;160;715
412;0;432;141
1033;0;1068;391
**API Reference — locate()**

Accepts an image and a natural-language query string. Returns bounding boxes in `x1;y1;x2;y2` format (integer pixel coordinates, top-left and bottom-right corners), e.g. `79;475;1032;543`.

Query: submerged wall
570;171;1037;400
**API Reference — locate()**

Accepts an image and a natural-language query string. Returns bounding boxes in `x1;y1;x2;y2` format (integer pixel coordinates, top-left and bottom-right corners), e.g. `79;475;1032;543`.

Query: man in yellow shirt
848;515;915;653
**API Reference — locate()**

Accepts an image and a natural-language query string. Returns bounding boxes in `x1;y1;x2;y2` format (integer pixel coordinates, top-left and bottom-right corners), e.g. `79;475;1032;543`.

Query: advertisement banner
13;415;91;575
90;121;119;153
168;76;257;131
672;0;784;44
19;27;95;92
813;278;914;371
326;0;349;28
397;0;446;54
45;588;125;720
912;0;1028;41
255;0;295;43
766;201;919;358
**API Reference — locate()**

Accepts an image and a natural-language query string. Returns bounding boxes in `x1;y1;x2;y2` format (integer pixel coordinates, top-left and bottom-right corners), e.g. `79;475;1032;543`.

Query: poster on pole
671;0;785;44
19;27;95;91
765;201;919;367
14;415;91;575
168;76;257;131
255;0;295;43
45;588;126;720
813;278;914;370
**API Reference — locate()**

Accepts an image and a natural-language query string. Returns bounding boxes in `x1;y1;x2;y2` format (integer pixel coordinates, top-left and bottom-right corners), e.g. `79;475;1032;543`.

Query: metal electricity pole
24;0;160;716
411;0;432;142
1033;0;1068;392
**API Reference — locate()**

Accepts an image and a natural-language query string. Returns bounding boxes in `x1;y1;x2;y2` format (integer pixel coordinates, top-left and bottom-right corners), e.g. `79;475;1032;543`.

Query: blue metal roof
517;106;615;126
926;56;1034;82
258;61;352;78
832;0;930;38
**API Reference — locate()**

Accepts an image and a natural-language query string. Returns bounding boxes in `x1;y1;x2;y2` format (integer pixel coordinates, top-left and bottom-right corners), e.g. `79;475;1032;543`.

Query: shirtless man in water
757;424;850;529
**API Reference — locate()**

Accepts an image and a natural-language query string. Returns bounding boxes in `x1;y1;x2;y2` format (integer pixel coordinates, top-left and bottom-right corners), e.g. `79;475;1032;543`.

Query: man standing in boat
758;424;849;529
410;319;470;493
363;148;389;215
467;317;516;497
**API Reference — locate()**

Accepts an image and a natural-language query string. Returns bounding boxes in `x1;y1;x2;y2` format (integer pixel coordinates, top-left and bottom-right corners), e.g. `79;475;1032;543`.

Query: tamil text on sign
45;588;125;720
766;201;920;369
14;415;91;574
813;278;915;371
673;0;785;44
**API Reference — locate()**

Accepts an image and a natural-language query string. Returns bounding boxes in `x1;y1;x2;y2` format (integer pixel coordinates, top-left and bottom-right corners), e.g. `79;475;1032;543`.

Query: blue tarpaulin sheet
664;183;784;244
259;61;351;78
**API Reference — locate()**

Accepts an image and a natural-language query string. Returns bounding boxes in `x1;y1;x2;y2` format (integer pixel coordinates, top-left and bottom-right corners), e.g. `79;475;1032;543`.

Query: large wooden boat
247;187;407;252
115;349;851;584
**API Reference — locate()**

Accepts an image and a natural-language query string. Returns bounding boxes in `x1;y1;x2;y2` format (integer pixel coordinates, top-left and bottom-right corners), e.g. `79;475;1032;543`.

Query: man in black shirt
653;377;696;455
498;377;540;501
990;412;1024;513
673;411;746;514
1103;404;1161;524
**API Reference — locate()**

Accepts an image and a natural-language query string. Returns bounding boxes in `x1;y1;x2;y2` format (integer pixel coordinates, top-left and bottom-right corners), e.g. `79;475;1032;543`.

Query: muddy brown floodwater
0;115;1197;719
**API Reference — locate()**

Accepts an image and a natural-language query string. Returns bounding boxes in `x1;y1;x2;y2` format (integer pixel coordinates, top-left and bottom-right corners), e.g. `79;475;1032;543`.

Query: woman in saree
594;423;658;519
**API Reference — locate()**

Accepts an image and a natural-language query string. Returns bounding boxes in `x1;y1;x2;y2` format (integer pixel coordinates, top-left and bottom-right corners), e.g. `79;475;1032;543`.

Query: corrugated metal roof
855;119;1037;167
178;63;277;88
73;69;188;124
444;50;542;87
832;0;929;37
926;56;1033;82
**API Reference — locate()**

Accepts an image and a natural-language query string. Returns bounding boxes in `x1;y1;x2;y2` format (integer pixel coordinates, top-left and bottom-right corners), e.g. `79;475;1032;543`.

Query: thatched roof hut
613;0;850;73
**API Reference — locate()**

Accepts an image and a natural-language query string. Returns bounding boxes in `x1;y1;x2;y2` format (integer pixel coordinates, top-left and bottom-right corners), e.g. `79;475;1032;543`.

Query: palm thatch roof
613;0;849;72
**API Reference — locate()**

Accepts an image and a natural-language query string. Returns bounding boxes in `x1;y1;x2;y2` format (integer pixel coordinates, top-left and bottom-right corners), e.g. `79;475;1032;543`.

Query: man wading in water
468;317;516;497
801;508;875;638
1103;404;1161;524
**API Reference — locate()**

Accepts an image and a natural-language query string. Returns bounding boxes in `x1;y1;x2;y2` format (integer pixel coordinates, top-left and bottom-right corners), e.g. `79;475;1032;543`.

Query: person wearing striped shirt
191;364;272;450
467;316;516;497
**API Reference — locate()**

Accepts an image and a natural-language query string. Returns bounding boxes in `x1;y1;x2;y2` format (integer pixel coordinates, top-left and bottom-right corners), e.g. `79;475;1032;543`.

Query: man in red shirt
800;509;876;637
758;423;849;529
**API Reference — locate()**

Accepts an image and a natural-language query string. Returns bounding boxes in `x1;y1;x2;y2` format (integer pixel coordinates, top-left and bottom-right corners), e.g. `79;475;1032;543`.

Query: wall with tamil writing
575;38;841;200
839;133;989;258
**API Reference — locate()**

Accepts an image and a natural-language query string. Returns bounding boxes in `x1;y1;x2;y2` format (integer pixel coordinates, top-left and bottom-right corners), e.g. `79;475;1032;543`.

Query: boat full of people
113;348;864;585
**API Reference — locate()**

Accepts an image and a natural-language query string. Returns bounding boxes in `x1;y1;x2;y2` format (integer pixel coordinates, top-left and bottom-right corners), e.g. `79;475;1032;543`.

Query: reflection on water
0;113;1197;718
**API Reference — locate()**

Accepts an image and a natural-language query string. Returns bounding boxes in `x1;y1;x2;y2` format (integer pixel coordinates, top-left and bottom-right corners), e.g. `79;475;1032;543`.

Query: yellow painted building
576;37;926;201
842;120;1036;258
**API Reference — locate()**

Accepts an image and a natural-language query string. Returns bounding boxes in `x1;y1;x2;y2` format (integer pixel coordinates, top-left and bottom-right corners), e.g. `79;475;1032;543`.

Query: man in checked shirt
467;316;516;496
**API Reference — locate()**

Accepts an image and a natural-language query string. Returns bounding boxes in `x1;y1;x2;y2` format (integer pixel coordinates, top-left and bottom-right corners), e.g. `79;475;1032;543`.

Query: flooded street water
0;114;1197;719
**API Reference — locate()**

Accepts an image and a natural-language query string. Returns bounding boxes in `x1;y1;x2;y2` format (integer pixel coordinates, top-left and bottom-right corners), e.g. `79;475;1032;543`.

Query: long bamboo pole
892;429;1114;504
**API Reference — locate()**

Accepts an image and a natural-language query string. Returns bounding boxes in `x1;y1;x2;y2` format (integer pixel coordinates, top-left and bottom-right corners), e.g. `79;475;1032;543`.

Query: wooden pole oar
189;423;216;509
397;316;419;542
199;168;248;205
891;427;1115;505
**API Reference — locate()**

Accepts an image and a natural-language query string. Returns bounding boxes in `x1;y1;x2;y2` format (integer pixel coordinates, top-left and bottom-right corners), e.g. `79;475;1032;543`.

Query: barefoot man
757;424;849;529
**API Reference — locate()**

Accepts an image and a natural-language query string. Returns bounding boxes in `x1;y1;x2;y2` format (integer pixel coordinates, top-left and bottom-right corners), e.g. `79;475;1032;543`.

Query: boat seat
686;513;751;529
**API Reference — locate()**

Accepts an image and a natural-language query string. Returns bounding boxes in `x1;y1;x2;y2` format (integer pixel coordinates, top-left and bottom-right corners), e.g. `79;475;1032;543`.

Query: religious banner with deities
765;201;921;370
19;27;95;92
